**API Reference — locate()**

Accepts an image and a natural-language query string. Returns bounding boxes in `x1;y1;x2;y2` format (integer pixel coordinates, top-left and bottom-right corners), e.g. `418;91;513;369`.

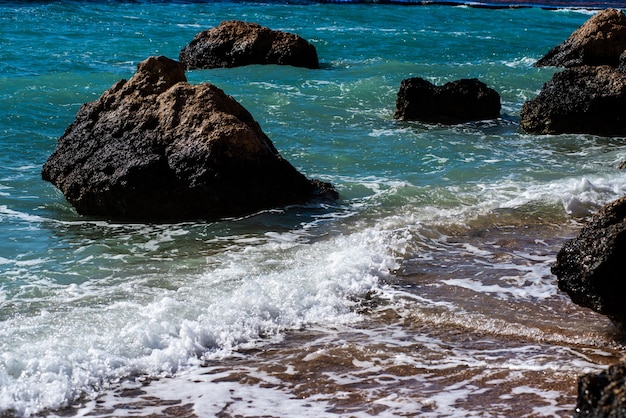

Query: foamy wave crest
493;174;626;218
0;223;402;416
503;56;537;68
454;173;626;221
560;177;624;217
0;205;46;223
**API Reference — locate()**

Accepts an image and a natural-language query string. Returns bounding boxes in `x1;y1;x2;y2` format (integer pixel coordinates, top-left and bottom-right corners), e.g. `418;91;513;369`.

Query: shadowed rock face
42;56;336;221
536;8;626;68
520;65;626;136
522;9;626;136
575;361;626;418
393;77;501;124
179;20;319;70
551;196;626;330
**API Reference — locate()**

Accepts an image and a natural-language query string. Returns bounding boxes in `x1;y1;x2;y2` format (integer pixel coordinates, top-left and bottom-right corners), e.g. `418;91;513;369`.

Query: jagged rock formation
536;8;626;68
520;65;626;136
179;20;319;70
522;9;626;136
42;56;336;220
551;196;626;330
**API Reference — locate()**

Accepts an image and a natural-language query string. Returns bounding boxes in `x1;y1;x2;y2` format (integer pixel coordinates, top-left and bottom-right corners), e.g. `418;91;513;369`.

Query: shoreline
54;305;624;418
47;219;626;417
3;3;626;416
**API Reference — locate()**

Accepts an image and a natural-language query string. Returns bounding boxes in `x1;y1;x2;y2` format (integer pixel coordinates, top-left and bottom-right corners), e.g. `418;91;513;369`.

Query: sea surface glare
1;1;626;417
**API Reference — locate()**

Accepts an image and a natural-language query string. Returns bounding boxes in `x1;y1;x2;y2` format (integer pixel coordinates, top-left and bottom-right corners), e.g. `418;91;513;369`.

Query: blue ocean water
1;2;626;417
323;0;626;7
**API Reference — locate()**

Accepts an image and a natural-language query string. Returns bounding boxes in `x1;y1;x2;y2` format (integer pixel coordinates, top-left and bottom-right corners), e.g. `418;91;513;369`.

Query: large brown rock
523;9;626;136
42;56;336;220
393;77;501;124
551;196;626;330
520;65;626;136
536;9;626;68
179;21;319;70
575;361;626;418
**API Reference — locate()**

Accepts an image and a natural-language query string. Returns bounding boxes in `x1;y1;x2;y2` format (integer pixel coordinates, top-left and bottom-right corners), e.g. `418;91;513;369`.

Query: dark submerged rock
535;8;626;68
520;65;626;136
179;20;319;70
575;361;626;418
551;196;626;330
42;56;336;221
393;77;501;124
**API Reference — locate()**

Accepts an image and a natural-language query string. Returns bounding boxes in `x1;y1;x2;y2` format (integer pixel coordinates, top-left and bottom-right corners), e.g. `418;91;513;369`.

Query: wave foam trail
562;177;624;216
469;172;626;220
0;223;402;416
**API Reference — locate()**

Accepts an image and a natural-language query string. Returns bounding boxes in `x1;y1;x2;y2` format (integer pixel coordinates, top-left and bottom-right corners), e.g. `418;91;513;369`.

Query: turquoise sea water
2;2;626;417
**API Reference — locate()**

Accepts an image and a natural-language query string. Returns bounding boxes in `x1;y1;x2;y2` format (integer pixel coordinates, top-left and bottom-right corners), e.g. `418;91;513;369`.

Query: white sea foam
0;184;10;197
509;387;567;418
461;173;626;220
73;366;336;417
2;4;625;417
1;174;618;416
368;127;412;138
445;275;555;300
0;205;46;223
0;220;403;416
67;322;610;418
503;56;537;68
561;177;622;216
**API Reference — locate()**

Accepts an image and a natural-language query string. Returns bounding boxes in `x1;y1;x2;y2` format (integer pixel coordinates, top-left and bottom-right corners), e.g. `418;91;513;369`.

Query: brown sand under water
65;221;625;417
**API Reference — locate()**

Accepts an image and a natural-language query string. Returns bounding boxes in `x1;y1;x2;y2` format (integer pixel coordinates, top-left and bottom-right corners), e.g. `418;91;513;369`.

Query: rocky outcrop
393;77;501;124
42;56;336;221
536;8;626;68
575;361;626;418
522;9;626;136
618;50;626;73
551;196;626;330
179;21;319;70
520;65;626;136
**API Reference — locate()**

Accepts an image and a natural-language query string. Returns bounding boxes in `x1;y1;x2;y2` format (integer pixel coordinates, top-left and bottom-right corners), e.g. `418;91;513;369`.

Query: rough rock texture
179;20;319;70
520;65;626;136
393;77;501;124
619;50;626;74
536;8;626;68
551;196;626;330
523;9;626;136
575;361;626;418
42;56;336;220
